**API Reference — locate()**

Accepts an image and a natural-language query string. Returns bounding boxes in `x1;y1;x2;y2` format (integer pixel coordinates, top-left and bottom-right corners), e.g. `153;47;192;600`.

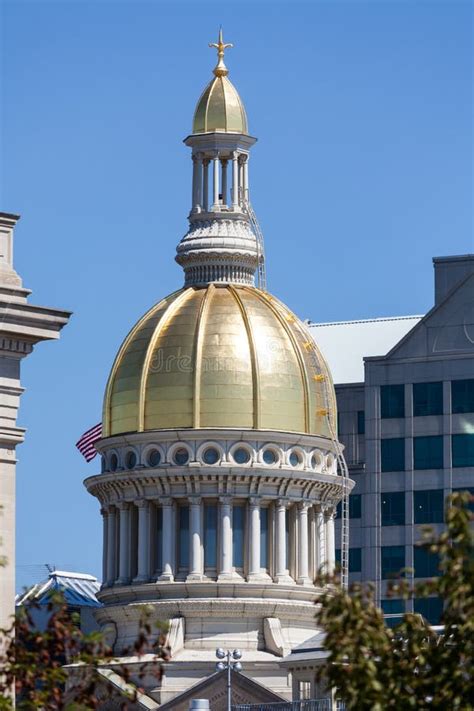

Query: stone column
117;502;131;585
188;496;204;580
218;496;233;580
232;152;239;208
101;507;109;586
274;499;291;583
242;157;249;201
212;154;220;210
106;505;117;586
315;505;326;576
221;159;228;206
248;498;261;580
158;498;174;581
325;506;336;575
191;155;199;212
297;502;311;585
134;499;151;583
202;159;209;212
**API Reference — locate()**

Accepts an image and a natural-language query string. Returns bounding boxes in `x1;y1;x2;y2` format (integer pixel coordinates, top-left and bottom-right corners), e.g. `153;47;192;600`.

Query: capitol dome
103;283;337;438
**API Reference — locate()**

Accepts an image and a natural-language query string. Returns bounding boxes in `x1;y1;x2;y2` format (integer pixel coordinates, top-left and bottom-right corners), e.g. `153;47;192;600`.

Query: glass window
381;438;405;472
204;504;217;569
381;384;405;419
298;681;312;701
233;505;245;568
125;451;137;469
335;548;341;566
414;489;444;523
110;454;118;472
414;546;440;578
336;494;361;520
414;436;443;470
147;449;161;467
414;597;443;625
452;434;474;468
357;410;365;435
381;492;405;526
178;506;189;569
263;449;277;465
381;599;404;614
289;451;301;467
349;548;362;572
233;447;251;465
381;545;405;579
413;382;443;417
260;508;269;568
174;448;189;465
451;379;474;414
203;447;219;465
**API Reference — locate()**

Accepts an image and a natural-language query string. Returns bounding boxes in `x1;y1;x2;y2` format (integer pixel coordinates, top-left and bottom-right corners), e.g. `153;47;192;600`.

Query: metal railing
234;700;345;711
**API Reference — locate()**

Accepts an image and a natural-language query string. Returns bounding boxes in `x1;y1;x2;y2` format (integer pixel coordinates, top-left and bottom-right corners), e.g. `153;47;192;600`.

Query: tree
0;594;169;710
315;492;474;710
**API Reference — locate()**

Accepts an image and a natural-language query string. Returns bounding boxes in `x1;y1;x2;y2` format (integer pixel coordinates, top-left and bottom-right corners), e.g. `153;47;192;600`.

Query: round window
174;448;189;465
147;449;161;467
125;451;137;470
289;451;301;467
233;447;251;465
203;447;219;465
312;453;322;469
263;449;277;465
110;454;118;472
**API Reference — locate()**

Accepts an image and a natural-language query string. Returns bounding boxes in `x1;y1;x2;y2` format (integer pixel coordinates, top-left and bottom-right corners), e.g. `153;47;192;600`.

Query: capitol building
83;32;352;707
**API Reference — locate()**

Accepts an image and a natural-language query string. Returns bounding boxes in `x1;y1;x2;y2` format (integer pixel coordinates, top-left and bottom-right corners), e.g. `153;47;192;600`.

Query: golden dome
103;285;337;438
193;75;248;135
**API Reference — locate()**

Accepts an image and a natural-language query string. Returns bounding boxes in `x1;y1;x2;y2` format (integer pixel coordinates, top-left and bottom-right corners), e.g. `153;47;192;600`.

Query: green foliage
315;492;474;710
0;593;169;710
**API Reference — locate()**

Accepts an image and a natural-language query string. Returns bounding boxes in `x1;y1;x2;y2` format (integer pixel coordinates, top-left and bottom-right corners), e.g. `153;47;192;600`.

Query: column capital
188;496;202;506
297;501;311;513
249;497;261;508
276;498;288;509
219;495;232;507
117;501;130;511
135;498;150;510
160;497;173;507
100;507;109;517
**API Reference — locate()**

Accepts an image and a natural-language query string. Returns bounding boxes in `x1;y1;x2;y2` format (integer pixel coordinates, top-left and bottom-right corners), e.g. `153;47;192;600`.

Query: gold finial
209;27;233;77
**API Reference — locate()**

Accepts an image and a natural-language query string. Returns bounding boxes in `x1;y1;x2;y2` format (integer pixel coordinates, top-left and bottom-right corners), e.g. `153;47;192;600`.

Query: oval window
147;449;161;467
312;453;322;469
263;449;277;465
233;447;251;465
174;448;189;465
125;451;137;470
203;447;219;465
110;454;118;472
289;451;301;467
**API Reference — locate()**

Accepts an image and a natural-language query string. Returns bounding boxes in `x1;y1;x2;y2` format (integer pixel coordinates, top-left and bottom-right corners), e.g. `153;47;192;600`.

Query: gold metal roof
103;285;337;438
192;29;248;134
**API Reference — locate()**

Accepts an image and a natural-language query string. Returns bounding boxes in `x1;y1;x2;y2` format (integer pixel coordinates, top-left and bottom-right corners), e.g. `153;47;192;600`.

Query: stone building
83;32;351;706
311;253;474;622
0;212;70;633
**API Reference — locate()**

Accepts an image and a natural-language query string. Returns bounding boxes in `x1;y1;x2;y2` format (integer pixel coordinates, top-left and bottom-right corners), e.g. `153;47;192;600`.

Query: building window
381;384;405;419
233;505;245;569
262;448;277;465
233;447;251;465
413;382;443;417
349;548;362;572
381;492;405;526
204;504;217;569
298;681;312;701
174;447;190;465
203;447;220;465
260;507;269;569
147;449;161;467
414;489;444;524
381;599;404;614
336;494;361;520
178;506;189;569
357;410;365;434
335;548;341;567
414;436;443;470
451;379;474;414
110;453;118;472
125;451;137;469
381;438;405;472
414;546;440;578
381;545;405;579
414;597;443;625
452;434;474;468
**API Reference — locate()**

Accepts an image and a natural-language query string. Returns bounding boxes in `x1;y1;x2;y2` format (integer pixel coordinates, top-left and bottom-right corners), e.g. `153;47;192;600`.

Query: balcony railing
234;700;345;711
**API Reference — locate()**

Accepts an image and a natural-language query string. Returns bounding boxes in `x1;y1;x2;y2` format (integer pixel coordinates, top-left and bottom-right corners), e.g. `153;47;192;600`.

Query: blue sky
1;1;472;588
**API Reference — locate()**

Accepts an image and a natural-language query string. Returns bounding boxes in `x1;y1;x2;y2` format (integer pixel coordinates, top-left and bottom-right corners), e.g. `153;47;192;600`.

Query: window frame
413;381;443;417
381;384;405;419
381;437;406;472
413;435;444;470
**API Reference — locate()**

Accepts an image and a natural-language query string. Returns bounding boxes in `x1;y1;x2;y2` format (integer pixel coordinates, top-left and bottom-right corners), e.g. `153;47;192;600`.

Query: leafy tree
315;492;473;710
0;594;169;710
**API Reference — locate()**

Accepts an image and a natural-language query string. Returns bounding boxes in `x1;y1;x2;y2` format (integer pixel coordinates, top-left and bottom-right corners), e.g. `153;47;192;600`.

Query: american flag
76;423;102;462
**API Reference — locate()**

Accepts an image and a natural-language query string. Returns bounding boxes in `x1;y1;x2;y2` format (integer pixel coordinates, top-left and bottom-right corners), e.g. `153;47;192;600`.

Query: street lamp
215;648;243;711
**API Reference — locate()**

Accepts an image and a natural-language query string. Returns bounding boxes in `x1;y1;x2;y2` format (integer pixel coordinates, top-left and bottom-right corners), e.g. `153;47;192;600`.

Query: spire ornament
209;28;233;77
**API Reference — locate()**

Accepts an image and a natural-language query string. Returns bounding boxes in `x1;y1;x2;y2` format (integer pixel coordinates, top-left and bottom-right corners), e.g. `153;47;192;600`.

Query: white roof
309;315;423;384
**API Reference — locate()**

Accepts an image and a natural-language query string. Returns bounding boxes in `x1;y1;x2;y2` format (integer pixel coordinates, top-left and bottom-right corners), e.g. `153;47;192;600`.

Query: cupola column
101;508;109;586
315;504;326;575
117;502;131;585
212;154;220;210
297;502;311;585
202;159;210;212
248;498;261;580
274;499;291;583
325;506;336;575
159;498;175;582
242;156;249;202
106;505;117;586
218;496;233;580
231;152;240;208
134;499;151;582
192;155;203;213
221;159;228;207
187;496;204;580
